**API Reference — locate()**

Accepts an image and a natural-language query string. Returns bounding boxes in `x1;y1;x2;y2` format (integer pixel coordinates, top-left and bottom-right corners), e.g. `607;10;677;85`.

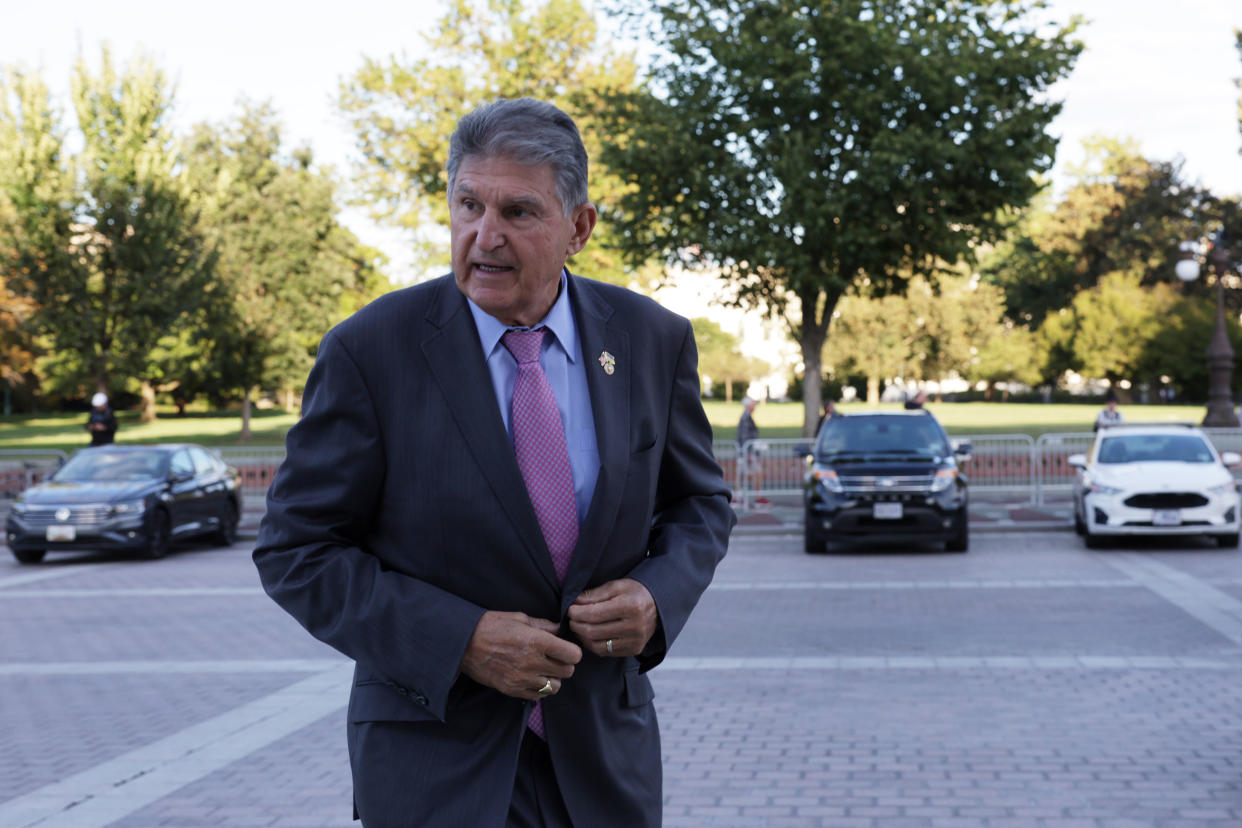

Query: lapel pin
598;351;616;375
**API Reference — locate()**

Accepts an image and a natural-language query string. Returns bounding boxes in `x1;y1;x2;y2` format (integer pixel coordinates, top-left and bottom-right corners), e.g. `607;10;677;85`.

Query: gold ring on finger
537;678;554;697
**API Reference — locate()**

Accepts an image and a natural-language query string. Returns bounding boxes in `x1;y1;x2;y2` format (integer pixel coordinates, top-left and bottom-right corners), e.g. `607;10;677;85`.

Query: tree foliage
595;0;1082;433
691;316;769;401
826;272;1016;402
0;48;212;415
338;0;642;282
183;101;391;437
981;138;1215;328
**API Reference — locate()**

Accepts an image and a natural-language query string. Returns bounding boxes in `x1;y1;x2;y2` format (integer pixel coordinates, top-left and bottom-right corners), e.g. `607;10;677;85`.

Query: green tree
184;101;392;439
0;67;79;407
826;291;916;404
1043;270;1179;392
338;0;642;283
967;322;1041;400
902;272;1009;394
1236;29;1241;153
982;138;1213;328
0;49;212;419
595;0;1081;435
691;316;768;402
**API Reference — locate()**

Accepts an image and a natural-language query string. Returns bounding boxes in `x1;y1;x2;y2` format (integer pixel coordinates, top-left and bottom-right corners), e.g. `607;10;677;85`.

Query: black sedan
5;444;242;563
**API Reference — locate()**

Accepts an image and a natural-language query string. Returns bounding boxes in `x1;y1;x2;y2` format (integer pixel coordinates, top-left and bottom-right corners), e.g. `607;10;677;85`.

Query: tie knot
503;328;546;364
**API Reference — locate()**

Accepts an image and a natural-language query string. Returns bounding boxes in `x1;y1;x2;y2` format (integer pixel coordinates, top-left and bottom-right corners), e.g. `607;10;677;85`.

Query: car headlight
1208;480;1238;495
110;499;147;516
930;468;958;492
1085;477;1124;496
10;499;27;514
811;468;843;493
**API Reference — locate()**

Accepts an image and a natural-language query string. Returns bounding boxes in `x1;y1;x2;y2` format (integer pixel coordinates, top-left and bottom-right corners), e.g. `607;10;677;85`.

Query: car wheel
945;513;969;553
804;513;827;555
212;501;239;547
11;548;46;564
1083;528;1106;550
1214;532;1240;548
143;510;171;560
1073;505;1086;536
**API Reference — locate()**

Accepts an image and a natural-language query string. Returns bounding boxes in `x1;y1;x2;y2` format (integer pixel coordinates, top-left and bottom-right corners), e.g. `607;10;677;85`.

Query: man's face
450;154;596;327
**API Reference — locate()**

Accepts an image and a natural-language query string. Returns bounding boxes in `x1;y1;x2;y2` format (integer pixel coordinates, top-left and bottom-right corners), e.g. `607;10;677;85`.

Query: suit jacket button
414;693;429;705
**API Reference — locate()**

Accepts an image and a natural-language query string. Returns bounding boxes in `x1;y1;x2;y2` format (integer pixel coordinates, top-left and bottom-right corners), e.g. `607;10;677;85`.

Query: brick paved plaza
1;524;1240;827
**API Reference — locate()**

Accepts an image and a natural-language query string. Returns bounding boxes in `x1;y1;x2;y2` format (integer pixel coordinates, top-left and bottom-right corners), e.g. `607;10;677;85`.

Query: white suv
1068;425;1241;548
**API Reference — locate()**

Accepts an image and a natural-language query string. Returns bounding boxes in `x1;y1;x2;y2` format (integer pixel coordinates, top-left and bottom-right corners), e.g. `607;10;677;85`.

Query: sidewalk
731;493;1072;534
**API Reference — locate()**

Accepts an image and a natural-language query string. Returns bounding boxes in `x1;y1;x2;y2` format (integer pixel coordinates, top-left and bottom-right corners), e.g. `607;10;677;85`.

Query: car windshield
53;450;168;482
1096;434;1215;465
817;415;949;456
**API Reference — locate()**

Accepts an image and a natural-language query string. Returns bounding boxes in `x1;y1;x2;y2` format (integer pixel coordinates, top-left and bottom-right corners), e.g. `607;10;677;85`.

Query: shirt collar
467;269;578;362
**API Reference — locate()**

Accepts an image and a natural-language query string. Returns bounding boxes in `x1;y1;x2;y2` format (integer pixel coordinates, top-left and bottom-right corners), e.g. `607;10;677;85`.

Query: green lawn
0;400;1215;453
0;409;297;452
705;400;1210;441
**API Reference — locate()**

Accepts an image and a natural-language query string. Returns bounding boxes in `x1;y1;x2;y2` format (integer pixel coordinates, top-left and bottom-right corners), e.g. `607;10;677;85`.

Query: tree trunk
240;391;252;443
725;380;733;404
139;381;157;423
797;284;838;438
867;377;880;404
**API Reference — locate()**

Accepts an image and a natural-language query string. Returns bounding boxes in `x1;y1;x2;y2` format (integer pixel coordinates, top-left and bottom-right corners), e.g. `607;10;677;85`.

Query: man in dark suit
253;98;734;827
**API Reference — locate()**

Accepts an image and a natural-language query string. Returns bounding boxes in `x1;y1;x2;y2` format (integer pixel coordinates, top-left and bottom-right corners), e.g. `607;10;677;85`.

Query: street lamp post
1176;232;1239;428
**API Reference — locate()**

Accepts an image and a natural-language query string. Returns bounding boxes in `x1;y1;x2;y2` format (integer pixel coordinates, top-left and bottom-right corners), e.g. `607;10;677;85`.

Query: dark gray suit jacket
254;272;734;827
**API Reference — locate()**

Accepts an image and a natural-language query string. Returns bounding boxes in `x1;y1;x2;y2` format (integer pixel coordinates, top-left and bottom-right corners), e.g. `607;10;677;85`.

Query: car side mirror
1067;453;1087;469
170;470;193;483
952;440;973;460
1220;451;1241;468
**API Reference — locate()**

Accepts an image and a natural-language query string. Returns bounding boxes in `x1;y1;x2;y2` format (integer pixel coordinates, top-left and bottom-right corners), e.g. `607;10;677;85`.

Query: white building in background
650;270;801;401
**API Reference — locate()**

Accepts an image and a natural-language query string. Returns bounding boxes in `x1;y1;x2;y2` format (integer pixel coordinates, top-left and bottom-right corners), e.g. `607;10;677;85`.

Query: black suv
803;410;971;553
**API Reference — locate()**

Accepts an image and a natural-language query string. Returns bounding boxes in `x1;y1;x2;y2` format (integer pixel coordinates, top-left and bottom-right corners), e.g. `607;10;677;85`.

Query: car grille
18;505;112;526
1124;493;1209;510
838;475;933;496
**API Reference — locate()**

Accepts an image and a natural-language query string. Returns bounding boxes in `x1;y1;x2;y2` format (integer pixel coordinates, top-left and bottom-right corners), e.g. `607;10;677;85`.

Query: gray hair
446;98;589;218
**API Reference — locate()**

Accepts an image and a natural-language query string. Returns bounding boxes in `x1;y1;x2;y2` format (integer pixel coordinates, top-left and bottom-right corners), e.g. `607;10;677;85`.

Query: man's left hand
567;578;658;658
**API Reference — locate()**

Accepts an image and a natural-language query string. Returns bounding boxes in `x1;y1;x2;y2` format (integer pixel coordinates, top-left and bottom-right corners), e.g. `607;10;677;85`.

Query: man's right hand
460;611;582;701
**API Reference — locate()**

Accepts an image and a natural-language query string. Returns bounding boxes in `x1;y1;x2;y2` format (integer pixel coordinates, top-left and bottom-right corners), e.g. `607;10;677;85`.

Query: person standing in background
84;392;117;445
1094;391;1124;431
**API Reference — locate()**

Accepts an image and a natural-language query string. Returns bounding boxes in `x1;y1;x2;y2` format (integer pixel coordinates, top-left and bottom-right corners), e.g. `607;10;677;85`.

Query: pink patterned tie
502;328;579;739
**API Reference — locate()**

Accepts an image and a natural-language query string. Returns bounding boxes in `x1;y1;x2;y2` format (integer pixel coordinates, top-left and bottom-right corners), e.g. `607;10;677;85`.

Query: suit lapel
420;278;559;590
562;275;630;605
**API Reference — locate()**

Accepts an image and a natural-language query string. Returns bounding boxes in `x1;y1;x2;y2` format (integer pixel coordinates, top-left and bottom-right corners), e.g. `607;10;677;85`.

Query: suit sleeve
627;319;735;670
253;330;485;721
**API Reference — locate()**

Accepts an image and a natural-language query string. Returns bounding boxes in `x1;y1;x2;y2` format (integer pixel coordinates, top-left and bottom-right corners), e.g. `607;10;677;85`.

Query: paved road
1;528;1240;827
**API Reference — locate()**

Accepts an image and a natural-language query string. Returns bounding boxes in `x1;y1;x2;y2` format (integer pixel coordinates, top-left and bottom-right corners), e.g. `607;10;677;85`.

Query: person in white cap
85;392;118;445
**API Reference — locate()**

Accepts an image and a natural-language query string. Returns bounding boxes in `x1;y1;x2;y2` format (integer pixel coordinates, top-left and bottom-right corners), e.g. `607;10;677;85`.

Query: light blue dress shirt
467;270;600;524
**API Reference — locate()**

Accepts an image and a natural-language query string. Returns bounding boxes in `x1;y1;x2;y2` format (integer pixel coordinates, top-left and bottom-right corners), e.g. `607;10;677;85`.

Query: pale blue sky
3;0;1240;280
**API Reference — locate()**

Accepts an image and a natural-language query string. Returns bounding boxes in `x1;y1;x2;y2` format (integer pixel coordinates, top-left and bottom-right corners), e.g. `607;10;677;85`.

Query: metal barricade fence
734;434;1044;506
953;434;1038;504
712;440;742;501
0;449;69;499
1034;432;1095;505
737;438;815;507
12;427;1233;507
215;446;288;497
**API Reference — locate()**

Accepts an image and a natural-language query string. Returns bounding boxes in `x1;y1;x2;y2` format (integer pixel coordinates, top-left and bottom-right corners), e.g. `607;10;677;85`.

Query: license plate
873;502;903;520
1153;510;1181;527
46;525;76;542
